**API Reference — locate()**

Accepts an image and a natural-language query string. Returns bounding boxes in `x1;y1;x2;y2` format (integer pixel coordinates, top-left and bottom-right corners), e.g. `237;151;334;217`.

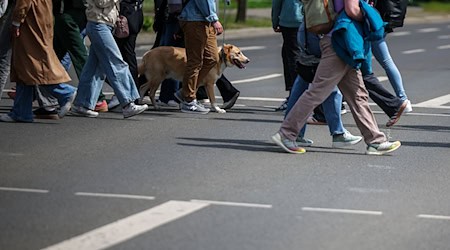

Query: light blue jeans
285;75;346;137
0;2;13;100
74;22;139;110
372;38;407;101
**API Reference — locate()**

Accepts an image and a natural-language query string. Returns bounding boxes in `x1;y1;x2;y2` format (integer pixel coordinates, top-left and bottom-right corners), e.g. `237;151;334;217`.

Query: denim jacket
178;0;218;23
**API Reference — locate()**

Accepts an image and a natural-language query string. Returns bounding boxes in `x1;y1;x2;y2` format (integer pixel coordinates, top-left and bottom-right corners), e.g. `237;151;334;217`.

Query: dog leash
221;0;231;47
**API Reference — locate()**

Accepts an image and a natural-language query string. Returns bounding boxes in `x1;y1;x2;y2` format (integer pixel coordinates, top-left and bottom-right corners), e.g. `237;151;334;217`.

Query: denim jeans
285;75;346;137
7;83;34;122
371;38;407;101
74;22;139;110
0;3;13;100
36;84;76;108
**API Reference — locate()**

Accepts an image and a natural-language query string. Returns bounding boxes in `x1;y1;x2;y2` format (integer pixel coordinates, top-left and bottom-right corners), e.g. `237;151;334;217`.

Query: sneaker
366;141;401;155
307;116;327;125
122;103;148;118
181;100;210;114
271;132;306;154
58;91;76;118
94;100;108;112
275;98;288;111
386;100;408;127
341;103;348;115
71;105;99;118
332;131;363;148
296;136;314;147
139;96;152;105
108;95;120;110
156;99;179;107
174;90;185;104
221;92;240;110
0;114;17;122
33;108;59;120
404;99;413;113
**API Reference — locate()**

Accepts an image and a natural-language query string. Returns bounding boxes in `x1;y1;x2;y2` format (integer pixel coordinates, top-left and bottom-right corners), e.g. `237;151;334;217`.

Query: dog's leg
139;82;150;105
205;82;226;113
149;81;160;110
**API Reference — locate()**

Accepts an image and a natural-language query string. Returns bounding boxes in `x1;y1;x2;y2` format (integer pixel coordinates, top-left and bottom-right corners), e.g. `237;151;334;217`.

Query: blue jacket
178;0;218;23
271;0;303;28
331;0;385;73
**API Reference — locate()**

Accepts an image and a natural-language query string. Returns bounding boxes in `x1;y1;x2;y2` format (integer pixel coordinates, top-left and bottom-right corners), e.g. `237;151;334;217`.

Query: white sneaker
296;136;314;147
366;141;401;155
139;96;152;105
108;95;120;110
404;99;413;113
181;100;210;114
332;131;363;148
156;99;178;107
71;105;99;118
0;114;17;122
123;103;148;118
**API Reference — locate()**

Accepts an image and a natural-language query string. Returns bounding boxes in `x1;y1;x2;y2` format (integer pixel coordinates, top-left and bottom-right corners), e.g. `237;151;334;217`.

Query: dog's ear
223;44;233;54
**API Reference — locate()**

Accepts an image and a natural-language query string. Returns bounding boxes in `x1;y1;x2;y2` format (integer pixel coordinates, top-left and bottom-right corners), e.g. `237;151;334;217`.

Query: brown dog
137;44;250;113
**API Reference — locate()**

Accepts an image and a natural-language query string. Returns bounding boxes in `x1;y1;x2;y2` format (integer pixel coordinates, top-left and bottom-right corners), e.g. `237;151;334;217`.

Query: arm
271;0;281;32
193;0;219;23
344;0;363;21
11;0;33;37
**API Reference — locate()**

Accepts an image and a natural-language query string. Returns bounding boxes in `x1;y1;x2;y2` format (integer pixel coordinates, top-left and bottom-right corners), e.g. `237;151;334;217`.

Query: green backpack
302;0;337;34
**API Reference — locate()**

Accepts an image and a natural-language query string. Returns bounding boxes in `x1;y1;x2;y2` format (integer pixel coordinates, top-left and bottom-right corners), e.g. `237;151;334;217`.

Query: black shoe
221;92;240;110
33;108;59;120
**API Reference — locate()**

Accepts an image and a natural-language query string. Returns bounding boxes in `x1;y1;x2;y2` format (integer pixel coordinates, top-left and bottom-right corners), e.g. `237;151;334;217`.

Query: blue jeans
74;22;139;110
285;75;346;137
371;38;407;101
36;84;76;108
8;83;34;122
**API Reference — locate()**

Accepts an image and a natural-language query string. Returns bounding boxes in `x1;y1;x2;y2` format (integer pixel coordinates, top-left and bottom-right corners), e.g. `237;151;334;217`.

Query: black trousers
196;75;239;102
280;26;300;92
364;73;403;118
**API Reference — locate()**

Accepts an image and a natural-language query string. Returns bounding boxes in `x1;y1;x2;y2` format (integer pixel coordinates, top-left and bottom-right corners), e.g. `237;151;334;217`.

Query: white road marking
437;44;450;50
191;199;272;208
136;45;153;50
402;49;426;54
75;192;155;200
0;187;49;193
348;188;389;193
302;207;383;215
239;46;266;51
367;164;395;170
0;152;24;156
41;201;209;250
417;214;450;220
414;94;450;107
231;73;282;84
389;31;411;36
417;28;440;33
377;76;388;82
438;35;450;39
238;97;285;102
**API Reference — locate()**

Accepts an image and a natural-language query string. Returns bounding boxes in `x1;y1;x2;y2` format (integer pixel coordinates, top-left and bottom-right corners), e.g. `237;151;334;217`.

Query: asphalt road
1;21;450;250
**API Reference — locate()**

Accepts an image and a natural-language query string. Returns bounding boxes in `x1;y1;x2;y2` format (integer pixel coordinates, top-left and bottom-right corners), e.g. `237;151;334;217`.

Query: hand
273;26;281;33
11;25;20;37
212;21;223;36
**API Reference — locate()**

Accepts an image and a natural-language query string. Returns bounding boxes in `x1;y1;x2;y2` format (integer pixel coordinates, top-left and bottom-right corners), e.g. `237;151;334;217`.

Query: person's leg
338;69;387;145
363;73;402;118
0;5;13;100
321;87;346;135
216;74;239;102
159;79;180;103
196;24;219;91
280;26;300;93
86;22;139;107
7;83;34;122
371;38;407;101
41;84;76;106
284;75;309;137
116;32;139;85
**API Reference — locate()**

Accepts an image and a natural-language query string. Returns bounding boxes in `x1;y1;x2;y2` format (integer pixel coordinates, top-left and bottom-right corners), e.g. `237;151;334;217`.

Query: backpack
302;0;337;34
375;0;408;31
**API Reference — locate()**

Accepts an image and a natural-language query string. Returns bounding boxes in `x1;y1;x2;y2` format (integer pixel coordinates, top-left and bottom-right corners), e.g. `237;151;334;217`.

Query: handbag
114;15;130;38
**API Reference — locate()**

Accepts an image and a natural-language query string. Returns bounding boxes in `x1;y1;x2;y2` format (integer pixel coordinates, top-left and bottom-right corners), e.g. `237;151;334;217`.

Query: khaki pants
280;36;386;145
179;21;219;102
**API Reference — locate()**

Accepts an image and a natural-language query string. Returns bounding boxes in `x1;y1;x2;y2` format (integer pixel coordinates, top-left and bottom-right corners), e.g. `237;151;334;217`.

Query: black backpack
375;0;408;31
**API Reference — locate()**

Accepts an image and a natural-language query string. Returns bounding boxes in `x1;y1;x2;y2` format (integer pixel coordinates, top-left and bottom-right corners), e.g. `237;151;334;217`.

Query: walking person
0;0;14;101
0;0;74;123
71;0;148;118
174;0;223;114
271;0;401;155
271;0;302;111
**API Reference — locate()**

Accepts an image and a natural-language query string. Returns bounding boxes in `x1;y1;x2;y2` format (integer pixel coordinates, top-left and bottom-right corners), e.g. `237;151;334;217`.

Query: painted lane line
231;73;282;84
437;44;450;50
75;192;155;200
239;46;266;51
302;207;383;215
41;201;209;250
389;31;411;36
377;76;388;82
415;94;450;107
0;187;49;193
238;97;285;102
367;164;395;170
417;28;440;33
417;214;450;220
438;35;450;39
191;199;272;209
402;49;426;54
0;152;24;156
